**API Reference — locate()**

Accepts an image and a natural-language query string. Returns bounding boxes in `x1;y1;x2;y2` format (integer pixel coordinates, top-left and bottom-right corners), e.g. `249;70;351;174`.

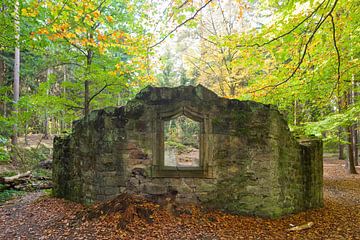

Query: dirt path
0;159;359;240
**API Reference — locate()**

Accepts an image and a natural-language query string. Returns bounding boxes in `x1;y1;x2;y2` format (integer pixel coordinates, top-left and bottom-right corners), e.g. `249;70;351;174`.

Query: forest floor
0;156;359;240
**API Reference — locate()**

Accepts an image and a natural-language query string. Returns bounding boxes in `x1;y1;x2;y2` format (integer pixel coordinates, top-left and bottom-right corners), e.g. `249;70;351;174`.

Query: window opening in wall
164;115;200;167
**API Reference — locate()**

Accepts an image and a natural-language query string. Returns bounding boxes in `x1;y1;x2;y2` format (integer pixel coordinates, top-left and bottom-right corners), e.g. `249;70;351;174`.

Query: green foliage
302;104;359;143
12;144;50;171
0;171;17;178
165;116;200;149
165;141;187;151
42;188;53;196
33;168;52;179
0;188;25;204
0;136;10;164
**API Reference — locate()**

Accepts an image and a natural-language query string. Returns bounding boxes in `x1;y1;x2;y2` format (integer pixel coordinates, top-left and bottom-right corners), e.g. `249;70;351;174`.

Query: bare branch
88;83;125;104
45;1;69;27
64;104;84;110
63;36;87;56
84;0;107;16
330;13;341;95
237;0;327;48
178;0;190;10
187;59;213;76
149;0;214;49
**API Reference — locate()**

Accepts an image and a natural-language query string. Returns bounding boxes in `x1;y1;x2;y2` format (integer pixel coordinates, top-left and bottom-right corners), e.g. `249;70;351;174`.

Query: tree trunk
84;80;90;116
60;65;67;131
293;100;297;126
0;54;5;116
229;84;236;98
346;126;357;174
351;76;358;165
338;128;345;160
24;121;29;145
337;91;345;160
353;125;358;166
44;68;52;139
11;0;20;162
345;87;357;174
84;50;93;116
44;110;49;139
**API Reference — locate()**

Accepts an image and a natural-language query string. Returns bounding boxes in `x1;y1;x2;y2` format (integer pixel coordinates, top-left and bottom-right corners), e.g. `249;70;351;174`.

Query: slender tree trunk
11;0;20;162
0;54;5;116
346;126;357;174
44;68;52;139
44;111;49;139
338;128;345;160
60;66;66;132
3;100;6;117
293;100;297;126
353;125;358;166
337;93;345;160
84;80;90;116
24;121;29;145
345;86;357;173
351;75;358;165
229;84;236;98
84;50;93;116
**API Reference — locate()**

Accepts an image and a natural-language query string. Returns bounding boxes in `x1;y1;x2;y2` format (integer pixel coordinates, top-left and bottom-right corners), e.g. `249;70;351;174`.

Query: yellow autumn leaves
21;8;38;17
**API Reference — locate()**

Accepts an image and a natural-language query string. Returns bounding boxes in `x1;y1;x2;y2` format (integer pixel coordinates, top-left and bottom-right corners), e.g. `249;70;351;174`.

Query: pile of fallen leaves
0;159;359;240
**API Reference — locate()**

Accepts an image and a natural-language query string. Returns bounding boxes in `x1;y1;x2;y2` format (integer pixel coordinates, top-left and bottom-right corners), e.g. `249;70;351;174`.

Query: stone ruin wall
53;85;323;218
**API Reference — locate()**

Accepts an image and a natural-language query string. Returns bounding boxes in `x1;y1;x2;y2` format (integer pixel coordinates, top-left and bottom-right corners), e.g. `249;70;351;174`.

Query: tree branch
247;0;339;94
64;104;84;110
177;0;189;10
63;36;87;56
149;0;214;49
237;0;327;48
330;13;341;97
88;83;124;104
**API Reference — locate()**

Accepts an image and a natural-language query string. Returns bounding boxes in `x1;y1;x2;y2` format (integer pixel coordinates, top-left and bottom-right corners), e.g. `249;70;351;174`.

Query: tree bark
11;0;20;162
84;80;90;116
293;100;297;126
346;126;357;174
84;50;93;116
351;76;358;165
353;125;358;166
44;68;52;139
229;84;236;98
44;110;49;139
0;54;5;116
337;92;345;160
60;65;67;131
345;87;357;173
338;128;345;160
24;120;29;145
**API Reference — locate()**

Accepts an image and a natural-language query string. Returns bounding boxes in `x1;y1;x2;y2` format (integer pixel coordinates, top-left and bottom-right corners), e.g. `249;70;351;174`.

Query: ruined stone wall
53;85;323;217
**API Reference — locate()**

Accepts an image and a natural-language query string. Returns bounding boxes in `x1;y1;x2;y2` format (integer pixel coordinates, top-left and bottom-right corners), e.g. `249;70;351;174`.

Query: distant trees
0;0;156;162
156;0;359;173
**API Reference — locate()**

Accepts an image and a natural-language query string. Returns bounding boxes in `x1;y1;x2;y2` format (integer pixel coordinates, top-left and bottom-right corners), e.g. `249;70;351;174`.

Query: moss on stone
53;85;323;218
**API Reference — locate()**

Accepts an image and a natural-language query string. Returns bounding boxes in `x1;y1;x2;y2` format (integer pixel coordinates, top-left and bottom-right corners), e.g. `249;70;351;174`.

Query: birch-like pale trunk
11;0;20;148
44;68;52;139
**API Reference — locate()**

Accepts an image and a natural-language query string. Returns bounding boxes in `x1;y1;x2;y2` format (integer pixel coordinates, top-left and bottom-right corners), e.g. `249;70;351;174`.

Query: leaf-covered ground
0;159;359;240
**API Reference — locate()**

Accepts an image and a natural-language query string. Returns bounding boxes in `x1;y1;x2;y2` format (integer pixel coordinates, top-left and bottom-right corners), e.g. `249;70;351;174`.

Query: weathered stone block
142;183;168;195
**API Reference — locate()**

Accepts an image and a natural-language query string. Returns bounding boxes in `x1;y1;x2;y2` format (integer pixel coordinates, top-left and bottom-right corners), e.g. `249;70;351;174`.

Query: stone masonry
53;85;323;218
